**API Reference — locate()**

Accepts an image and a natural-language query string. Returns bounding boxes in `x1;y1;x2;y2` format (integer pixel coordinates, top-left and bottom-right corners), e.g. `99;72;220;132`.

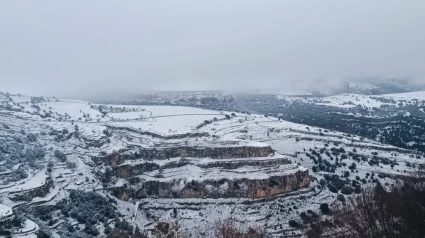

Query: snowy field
0;204;12;219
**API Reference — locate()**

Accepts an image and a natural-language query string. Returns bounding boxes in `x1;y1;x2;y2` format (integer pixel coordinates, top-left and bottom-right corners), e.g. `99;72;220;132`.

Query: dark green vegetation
0;215;25;237
0;132;46;183
234;94;425;153
15;190;124;237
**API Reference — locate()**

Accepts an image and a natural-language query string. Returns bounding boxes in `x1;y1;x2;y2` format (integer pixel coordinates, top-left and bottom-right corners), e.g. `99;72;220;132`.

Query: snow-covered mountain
0;91;423;237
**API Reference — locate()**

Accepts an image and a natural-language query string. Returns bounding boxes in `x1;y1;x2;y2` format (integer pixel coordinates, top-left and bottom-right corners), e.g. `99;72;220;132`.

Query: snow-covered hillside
277;91;425;110
0;92;423;237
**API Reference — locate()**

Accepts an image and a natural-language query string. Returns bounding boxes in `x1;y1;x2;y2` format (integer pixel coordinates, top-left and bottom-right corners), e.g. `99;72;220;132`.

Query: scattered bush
215;220;265;238
36;230;50;238
341;186;354;195
84;224;99;236
288;220;300;228
337;194;346;202
320;203;330;215
54;150;67;162
66;162;77;169
27;133;37;142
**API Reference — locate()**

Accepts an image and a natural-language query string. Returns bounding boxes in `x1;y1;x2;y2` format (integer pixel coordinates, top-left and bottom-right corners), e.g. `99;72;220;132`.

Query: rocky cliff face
113;162;161;178
93;145;274;165
110;169;309;200
96;143;310;201
112;157;291;178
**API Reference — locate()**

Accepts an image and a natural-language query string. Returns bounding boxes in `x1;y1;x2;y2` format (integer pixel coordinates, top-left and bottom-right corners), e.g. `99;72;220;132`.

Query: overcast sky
0;0;424;97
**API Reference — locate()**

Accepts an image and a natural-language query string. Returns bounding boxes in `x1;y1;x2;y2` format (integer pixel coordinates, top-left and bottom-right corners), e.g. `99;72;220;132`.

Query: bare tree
304;167;425;238
213;219;265;238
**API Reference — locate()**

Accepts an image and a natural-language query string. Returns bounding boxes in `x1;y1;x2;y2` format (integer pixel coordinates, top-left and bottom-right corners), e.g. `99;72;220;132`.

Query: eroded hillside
0;92;423;237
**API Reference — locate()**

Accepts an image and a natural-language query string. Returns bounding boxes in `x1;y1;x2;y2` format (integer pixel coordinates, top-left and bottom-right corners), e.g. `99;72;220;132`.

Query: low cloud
0;0;424;97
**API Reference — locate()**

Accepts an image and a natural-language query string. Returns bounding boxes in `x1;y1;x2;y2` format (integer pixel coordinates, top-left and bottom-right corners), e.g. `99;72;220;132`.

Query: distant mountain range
305;78;425;96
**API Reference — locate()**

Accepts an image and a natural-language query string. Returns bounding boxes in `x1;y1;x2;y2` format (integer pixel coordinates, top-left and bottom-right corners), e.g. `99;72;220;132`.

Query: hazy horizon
1;1;424;98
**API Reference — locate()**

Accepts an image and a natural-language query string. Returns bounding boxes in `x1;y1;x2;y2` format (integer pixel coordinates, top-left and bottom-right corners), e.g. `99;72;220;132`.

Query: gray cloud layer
0;0;424;97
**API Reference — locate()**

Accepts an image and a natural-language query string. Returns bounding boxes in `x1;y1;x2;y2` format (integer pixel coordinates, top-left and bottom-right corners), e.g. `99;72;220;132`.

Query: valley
0;91;423;237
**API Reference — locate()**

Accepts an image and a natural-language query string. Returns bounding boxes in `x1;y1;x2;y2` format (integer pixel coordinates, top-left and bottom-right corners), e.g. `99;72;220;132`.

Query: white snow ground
0;92;424;237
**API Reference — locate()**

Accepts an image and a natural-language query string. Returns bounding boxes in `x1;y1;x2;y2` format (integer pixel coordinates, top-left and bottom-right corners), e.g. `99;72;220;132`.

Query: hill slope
0;92;423;237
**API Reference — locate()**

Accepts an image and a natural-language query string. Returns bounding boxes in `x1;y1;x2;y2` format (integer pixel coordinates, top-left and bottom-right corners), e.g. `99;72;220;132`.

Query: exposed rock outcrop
110;169;309;200
107;126;210;140
94;145;274;165
112;157;291;178
96;139;309;201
